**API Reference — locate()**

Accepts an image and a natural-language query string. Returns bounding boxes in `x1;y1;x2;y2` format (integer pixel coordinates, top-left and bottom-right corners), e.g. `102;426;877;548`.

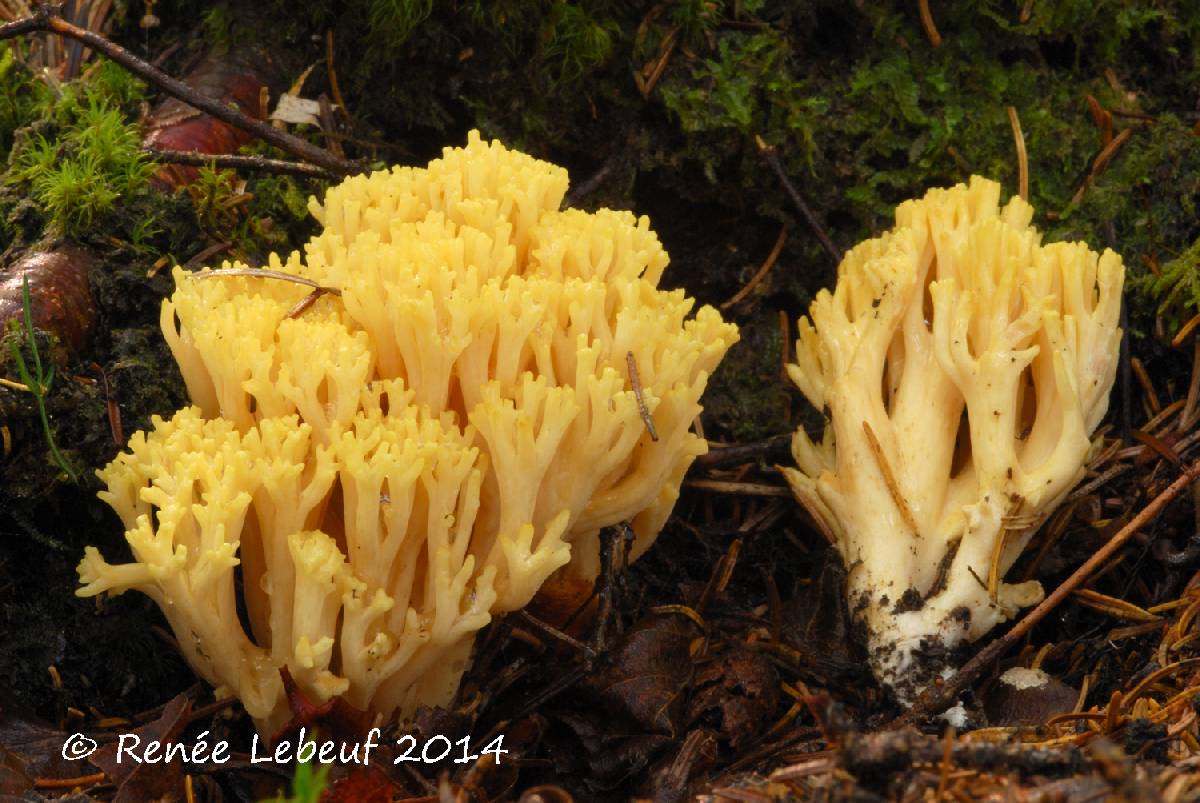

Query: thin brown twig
1132;429;1180;465
784;480;837;545
1086;94;1114;146
285;288;334;318
897;455;1200;725
636;25;678;99
721;224;788;310
564;156;616;207
918;0;943;47
515;610;595;659
695;433;792;468
92;361;122;445
144;148;336;179
324;29;351;125
1171;311;1200;348
1144;397;1184;436
1069;128;1133;206
192;267;341;296
1069;462;1131;503
627;350;659;441
1007;106;1028;201
182;242;232;270
684;479;791;497
1130;355;1162;413
0;5;360;176
33;772;106;790
862;420;920;535
754;135;842;265
987;496;1024;602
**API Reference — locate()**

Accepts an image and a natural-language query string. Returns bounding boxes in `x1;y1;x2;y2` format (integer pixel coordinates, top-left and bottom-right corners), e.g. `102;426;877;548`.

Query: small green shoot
263;761;330;803
6;276;80;483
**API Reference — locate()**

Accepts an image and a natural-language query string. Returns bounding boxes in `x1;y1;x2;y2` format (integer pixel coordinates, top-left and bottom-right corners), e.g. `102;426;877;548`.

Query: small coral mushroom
782;177;1122;704
78;131;738;732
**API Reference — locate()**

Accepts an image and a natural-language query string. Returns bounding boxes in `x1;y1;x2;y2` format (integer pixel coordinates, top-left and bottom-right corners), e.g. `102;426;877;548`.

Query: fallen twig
754;135;842;266
721;224;788;310
898;455;1200;725
1007;106;1028;201
684;479;792;497
1069;128;1133;206
182;242;232;270
565;158;616;207
695;433;793;468
191;267;340;295
144;148;336;179
324;29;351;125
918;0;942;47
627;351;659;441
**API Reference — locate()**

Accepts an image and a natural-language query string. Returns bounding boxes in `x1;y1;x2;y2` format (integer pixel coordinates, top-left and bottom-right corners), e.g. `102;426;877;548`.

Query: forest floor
2;2;1200;801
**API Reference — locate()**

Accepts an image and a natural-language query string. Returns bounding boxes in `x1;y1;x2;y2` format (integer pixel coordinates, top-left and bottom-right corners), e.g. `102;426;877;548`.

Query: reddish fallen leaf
549;614;699;789
322;763;399;803
143;49;276;190
587;614;699;736
87;693;190;803
272;667;373;750
0;247;96;359
686;647;780;752
0;691;102;788
0;745;35;800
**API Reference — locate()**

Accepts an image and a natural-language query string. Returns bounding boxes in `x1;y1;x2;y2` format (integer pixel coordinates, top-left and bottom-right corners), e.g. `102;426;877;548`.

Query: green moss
542;2;621;85
185;145;326;259
364;0;434;52
977;0;1179;65
0;44;50;154
5;63;155;240
1139;237;1200;334
661;31;802;135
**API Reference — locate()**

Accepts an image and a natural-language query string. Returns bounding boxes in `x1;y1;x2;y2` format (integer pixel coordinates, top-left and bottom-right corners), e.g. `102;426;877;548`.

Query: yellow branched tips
783;176;1123;704
80;131;738;732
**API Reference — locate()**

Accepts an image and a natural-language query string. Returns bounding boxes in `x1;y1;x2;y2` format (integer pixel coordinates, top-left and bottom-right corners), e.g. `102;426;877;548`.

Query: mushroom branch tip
78;130;738;732
782;176;1123;705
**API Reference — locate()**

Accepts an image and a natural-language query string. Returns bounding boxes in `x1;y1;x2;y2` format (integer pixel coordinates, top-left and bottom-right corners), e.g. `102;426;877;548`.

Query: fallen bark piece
142;49;276;190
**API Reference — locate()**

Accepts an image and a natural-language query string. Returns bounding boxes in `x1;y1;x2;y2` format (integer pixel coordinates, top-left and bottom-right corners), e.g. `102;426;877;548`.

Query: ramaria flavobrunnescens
782;177;1123;704
78;132;738;732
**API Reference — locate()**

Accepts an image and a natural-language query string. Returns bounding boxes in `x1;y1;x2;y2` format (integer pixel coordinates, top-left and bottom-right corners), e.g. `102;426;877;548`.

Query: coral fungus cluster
782;176;1123;703
78;132;737;732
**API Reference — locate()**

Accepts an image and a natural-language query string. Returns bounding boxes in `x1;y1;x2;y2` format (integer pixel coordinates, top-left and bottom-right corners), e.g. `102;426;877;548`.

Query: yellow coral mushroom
782;176;1123;705
79;131;738;732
